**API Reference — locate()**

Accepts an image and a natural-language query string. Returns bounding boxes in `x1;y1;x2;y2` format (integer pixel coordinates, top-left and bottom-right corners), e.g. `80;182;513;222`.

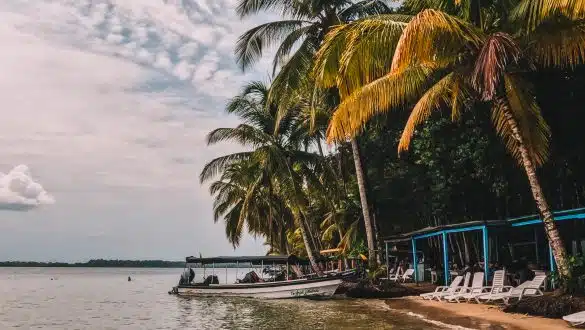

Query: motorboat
169;255;346;299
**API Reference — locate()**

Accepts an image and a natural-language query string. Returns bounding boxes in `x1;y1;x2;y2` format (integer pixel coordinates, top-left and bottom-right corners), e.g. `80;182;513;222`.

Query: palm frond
502;74;550;166
206;125;272;147
338;16;409;98
241;80;270;101
223;203;244;247
338;0;396;21
326;63;437;142
398;72;458;153
236;0;298;18
449;75;470;122
511;0;585;31
199;152;254;183
272;25;314;75
236;173;265;239
526;17;585;69
321;223;338;242
490;75;550;167
472;32;520;101
235;20;308;71
339;219;359;253
268;36;319;119
391;9;483;74
314;15;410;94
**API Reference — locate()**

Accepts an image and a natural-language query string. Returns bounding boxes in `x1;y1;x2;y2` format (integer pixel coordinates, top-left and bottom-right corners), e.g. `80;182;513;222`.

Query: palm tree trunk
295;211;324;276
503;107;571;278
372;212;383;265
303;213;321;254
350;138;377;268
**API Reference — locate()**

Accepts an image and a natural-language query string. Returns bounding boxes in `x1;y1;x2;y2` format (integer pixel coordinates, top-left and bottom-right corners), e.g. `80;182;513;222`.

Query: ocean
0;268;445;329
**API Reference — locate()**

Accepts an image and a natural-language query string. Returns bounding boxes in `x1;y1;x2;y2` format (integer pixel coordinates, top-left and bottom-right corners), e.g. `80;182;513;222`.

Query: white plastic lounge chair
420;275;464;301
476;274;546;305
462;272;472;288
434;272;471;302
465;269;506;303
444;272;484;303
401;268;415;282
563;311;585;327
389;268;414;282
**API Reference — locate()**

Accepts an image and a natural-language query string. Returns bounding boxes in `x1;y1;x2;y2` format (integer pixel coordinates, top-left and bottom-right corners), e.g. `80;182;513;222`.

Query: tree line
0;260;185;268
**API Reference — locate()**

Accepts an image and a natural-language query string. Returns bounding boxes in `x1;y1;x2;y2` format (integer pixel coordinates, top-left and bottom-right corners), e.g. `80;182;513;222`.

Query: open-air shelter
384;207;585;286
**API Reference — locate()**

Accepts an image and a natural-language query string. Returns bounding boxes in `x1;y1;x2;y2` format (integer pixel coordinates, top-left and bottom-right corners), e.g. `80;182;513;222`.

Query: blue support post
482;226;489;285
412;238;418;282
549;244;556;290
442;232;449;286
549;245;556;272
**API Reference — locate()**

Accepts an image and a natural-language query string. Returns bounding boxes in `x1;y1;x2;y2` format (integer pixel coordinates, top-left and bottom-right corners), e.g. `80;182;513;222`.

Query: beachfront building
384;207;585;287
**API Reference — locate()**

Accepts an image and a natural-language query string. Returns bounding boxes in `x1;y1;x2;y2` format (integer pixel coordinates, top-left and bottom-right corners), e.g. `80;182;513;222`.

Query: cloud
10;0;275;100
0;165;55;211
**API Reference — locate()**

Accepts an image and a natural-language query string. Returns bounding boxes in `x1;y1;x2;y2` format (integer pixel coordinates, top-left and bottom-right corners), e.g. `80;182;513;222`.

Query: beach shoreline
382;296;569;329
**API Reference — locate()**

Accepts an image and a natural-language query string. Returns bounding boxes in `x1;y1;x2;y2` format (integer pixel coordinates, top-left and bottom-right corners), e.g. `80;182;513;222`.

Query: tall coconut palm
200;80;326;274
313;12;411;266
315;1;585;277
235;0;395;267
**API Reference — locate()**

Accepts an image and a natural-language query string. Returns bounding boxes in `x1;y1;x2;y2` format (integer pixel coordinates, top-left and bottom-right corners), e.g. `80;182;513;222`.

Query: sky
0;0;277;262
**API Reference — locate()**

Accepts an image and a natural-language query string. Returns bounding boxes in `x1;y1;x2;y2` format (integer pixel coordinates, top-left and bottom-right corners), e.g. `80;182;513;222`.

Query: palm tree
209;159;295;251
200;80;327;274
235;0;395;267
315;1;585;277
313;12;411;267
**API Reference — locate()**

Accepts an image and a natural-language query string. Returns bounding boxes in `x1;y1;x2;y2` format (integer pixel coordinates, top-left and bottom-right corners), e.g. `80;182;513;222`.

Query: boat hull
175;278;342;299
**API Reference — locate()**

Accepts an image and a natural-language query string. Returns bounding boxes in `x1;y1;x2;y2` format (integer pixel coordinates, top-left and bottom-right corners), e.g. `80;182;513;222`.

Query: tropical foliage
200;0;585;280
313;0;585;277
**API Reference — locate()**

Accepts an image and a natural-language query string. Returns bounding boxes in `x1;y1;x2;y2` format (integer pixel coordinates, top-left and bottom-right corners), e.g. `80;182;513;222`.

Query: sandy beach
384;296;569;329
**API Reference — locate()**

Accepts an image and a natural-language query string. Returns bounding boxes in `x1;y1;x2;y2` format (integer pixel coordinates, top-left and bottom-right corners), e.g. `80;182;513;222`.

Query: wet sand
384;296;569;329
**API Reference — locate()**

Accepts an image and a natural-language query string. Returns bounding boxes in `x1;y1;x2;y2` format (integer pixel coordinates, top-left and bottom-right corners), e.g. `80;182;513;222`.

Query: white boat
169;255;345;299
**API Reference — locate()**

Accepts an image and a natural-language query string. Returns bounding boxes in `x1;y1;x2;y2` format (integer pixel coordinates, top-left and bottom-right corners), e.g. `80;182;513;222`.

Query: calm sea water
0;268;442;329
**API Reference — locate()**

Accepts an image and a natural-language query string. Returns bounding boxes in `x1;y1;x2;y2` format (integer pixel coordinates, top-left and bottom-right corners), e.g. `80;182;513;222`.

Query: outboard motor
189;268;195;283
203;275;219;285
179;268;190;285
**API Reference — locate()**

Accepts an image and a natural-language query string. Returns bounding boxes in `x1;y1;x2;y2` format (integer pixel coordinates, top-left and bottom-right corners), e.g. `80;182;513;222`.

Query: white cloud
0;165;55;211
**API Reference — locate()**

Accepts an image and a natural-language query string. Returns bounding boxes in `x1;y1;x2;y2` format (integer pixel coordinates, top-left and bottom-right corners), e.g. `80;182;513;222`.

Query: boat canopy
185;255;310;266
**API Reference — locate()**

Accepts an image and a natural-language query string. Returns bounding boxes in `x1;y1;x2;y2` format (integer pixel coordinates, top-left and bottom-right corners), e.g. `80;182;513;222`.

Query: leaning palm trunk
350;138;377;268
503;107;571;278
295;212;324;276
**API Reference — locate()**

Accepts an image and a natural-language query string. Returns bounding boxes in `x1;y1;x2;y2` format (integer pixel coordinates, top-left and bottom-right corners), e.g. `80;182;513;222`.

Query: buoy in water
128;276;131;282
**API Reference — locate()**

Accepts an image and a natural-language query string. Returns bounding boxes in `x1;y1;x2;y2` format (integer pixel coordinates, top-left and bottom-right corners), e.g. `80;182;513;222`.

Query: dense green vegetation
202;0;585;283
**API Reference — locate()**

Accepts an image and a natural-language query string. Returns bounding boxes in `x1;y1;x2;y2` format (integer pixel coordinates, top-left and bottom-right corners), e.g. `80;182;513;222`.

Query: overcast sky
0;0;277;262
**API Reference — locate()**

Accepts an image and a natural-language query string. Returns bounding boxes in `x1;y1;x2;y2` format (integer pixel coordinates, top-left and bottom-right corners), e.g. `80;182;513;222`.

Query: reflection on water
0;268;441;329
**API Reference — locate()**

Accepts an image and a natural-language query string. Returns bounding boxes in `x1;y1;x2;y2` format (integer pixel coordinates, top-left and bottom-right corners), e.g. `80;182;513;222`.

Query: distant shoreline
0;259;184;268
0;259;245;268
